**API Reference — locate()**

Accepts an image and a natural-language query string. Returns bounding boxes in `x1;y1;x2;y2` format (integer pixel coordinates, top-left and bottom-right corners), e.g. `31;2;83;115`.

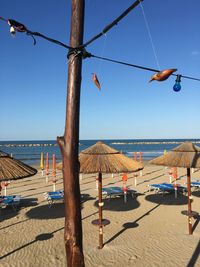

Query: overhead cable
0;17;72;49
80;0;143;48
89;54;200;82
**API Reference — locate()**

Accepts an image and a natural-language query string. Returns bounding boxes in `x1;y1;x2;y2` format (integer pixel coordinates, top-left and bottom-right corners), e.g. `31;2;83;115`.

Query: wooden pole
187;168;193;235
98;172;103;249
91;172;109;248
57;0;85;266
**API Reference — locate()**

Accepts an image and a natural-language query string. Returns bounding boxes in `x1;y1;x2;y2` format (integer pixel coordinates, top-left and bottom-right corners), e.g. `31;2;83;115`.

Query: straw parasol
79;141;143;249
149;142;200;235
79;142;143;174
0;150;37;192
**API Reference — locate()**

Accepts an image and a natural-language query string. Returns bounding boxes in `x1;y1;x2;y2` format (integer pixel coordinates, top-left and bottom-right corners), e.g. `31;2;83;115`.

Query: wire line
1;13;200;82
90;54;200;81
26;30;72;49
139;2;161;70
0;16;72;49
80;0;143;48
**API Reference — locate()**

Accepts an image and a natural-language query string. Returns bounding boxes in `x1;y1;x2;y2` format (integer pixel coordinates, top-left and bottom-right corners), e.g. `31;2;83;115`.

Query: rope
80;0;143;48
91;54;161;73
26;30;72;49
0;0;143;50
1;13;200;82
0;16;72;49
90;54;200;81
139;1;161;70
0;16;7;22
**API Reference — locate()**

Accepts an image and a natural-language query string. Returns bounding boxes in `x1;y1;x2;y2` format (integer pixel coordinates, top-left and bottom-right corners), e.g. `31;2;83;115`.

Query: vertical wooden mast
57;0;85;266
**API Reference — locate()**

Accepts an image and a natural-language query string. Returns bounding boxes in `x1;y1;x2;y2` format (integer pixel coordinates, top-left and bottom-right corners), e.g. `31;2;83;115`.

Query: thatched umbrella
0;150;37;192
149;142;200;235
79;141;143;249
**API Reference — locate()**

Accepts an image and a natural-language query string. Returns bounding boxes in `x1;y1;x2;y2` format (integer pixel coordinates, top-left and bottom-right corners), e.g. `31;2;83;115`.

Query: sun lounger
0;195;21;211
148;183;187;195
43;190;64;207
102;186;137;203
191;181;200;190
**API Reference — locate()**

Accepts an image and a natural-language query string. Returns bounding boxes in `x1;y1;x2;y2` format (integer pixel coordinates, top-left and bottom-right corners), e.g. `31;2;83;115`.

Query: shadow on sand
94;194;141;212
191;190;200;198
104;203;161;245
0;226;64;260
145;193;188;205
186;239;200;267
20;197;38;208
81;193;96;203
26;203;65;220
26;193;94;220
0;197;38;222
0;209;19;222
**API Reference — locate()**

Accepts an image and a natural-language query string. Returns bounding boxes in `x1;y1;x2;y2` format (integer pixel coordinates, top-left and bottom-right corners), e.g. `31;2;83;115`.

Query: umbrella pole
187;168;193;235
98;172;103;249
134;175;137;187
91;170;110;249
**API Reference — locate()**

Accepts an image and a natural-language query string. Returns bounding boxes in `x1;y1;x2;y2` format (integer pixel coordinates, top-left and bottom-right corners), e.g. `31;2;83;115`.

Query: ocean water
0;139;200;166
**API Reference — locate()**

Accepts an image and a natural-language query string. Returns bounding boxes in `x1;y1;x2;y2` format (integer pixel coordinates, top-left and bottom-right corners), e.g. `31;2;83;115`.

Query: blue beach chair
191;181;200;190
0;195;21;210
102;186;137;203
43;190;64;208
148;183;186;195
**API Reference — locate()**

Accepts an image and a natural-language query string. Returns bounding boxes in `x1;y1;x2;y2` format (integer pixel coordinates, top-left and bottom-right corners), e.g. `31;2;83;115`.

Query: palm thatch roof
149;142;200;168
80;141;143;174
0;150;37;181
57;141;143;173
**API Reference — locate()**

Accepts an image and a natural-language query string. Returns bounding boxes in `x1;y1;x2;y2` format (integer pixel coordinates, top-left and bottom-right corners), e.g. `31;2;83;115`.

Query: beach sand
0;164;200;267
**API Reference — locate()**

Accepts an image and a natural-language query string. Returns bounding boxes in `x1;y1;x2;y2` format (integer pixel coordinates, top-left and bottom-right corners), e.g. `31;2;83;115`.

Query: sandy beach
1;163;200;267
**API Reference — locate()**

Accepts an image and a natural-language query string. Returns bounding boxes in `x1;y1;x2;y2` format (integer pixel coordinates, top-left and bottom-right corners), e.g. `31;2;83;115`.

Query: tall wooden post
187;168;193;235
57;0;85;266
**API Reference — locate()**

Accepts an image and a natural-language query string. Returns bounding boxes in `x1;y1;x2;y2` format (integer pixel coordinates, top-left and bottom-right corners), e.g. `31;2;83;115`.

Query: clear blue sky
1;0;200;141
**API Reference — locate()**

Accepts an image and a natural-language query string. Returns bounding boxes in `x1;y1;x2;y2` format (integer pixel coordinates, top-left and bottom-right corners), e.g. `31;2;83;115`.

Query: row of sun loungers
43;186;137;207
147;181;200;195
44;181;200;207
2;181;199;211
148;182;187;195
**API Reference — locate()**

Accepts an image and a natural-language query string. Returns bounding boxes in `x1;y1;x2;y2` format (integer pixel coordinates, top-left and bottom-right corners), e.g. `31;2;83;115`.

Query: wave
0;143;58;147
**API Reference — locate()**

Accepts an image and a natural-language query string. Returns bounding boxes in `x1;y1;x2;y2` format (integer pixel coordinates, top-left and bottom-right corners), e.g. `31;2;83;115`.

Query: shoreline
1;138;200;148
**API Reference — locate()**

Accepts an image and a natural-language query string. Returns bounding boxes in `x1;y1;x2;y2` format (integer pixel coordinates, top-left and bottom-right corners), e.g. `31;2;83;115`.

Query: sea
1;139;200;167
